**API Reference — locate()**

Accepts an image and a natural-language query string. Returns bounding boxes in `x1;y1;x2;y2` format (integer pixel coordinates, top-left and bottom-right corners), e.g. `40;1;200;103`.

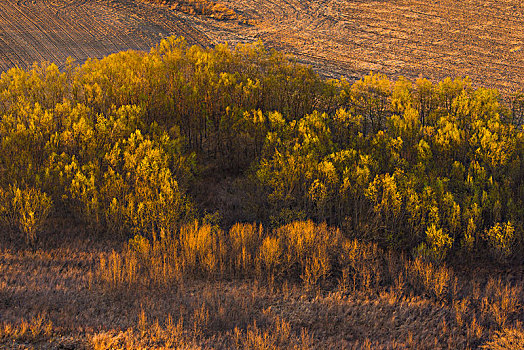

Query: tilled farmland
0;0;211;72
0;0;523;92
201;0;524;93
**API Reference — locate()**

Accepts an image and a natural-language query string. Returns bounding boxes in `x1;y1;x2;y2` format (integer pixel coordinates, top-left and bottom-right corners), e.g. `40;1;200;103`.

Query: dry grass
96;221;343;288
0;313;53;343
1;221;522;348
147;0;246;22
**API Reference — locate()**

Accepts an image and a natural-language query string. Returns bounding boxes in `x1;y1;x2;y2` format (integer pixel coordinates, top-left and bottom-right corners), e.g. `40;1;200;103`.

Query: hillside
0;2;523;349
0;0;211;72
0;0;523;93
0;38;522;348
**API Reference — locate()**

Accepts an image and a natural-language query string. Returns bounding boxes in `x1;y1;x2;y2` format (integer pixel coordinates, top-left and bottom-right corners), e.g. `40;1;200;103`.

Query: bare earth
0;0;211;72
0;0;522;93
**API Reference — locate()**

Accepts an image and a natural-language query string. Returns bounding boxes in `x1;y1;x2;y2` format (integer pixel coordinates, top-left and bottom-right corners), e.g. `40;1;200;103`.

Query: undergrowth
96;220;523;348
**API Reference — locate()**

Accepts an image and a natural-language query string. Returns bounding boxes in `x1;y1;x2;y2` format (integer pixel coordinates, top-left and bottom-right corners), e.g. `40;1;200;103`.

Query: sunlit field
0;36;523;348
0;0;523;93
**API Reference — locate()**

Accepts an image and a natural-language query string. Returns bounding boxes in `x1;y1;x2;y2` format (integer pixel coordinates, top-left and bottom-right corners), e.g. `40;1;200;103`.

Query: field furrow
0;0;522;92
0;0;211;72
206;0;524;92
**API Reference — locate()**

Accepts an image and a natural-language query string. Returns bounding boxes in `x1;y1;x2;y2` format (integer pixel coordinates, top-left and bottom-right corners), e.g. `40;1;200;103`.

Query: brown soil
201;0;524;93
0;0;523;93
0;0;211;72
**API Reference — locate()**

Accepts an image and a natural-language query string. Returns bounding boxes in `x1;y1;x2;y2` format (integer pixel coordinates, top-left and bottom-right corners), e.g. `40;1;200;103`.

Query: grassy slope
0;228;523;349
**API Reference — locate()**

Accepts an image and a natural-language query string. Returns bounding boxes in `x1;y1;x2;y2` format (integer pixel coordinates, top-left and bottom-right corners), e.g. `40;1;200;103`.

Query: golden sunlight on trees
0;35;521;263
0;36;523;350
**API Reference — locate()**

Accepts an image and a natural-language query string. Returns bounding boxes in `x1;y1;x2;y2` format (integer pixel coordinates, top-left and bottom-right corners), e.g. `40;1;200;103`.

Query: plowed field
0;0;211;72
0;0;523;92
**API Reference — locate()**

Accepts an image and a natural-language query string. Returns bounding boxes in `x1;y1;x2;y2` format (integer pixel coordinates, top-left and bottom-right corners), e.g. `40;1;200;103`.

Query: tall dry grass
0;242;522;349
0;220;516;349
98;220;344;289
0;313;53;343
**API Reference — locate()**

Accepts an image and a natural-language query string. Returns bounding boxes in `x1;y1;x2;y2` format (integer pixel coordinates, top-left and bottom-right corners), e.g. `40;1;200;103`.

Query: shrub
179;221;224;276
228;222;263;276
275;221;341;283
485;222;516;262
414;224;453;264
0;185;52;244
258;235;281;276
408;257;452;300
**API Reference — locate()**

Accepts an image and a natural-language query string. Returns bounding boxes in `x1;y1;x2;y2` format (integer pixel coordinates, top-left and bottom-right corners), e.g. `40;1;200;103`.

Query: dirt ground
0;0;522;93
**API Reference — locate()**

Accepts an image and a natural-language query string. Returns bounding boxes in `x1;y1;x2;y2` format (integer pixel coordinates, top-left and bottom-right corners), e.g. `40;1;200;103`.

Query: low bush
0;185;52;244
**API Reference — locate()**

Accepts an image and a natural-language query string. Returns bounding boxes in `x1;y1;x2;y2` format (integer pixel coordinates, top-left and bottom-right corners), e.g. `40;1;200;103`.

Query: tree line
0;36;523;263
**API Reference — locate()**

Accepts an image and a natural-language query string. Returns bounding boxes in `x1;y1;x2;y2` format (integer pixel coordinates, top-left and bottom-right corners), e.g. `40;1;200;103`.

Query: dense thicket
0;36;523;263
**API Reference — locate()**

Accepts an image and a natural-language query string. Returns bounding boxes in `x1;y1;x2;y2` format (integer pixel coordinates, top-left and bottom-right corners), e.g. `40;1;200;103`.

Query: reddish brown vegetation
146;0;245;22
1;223;523;349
